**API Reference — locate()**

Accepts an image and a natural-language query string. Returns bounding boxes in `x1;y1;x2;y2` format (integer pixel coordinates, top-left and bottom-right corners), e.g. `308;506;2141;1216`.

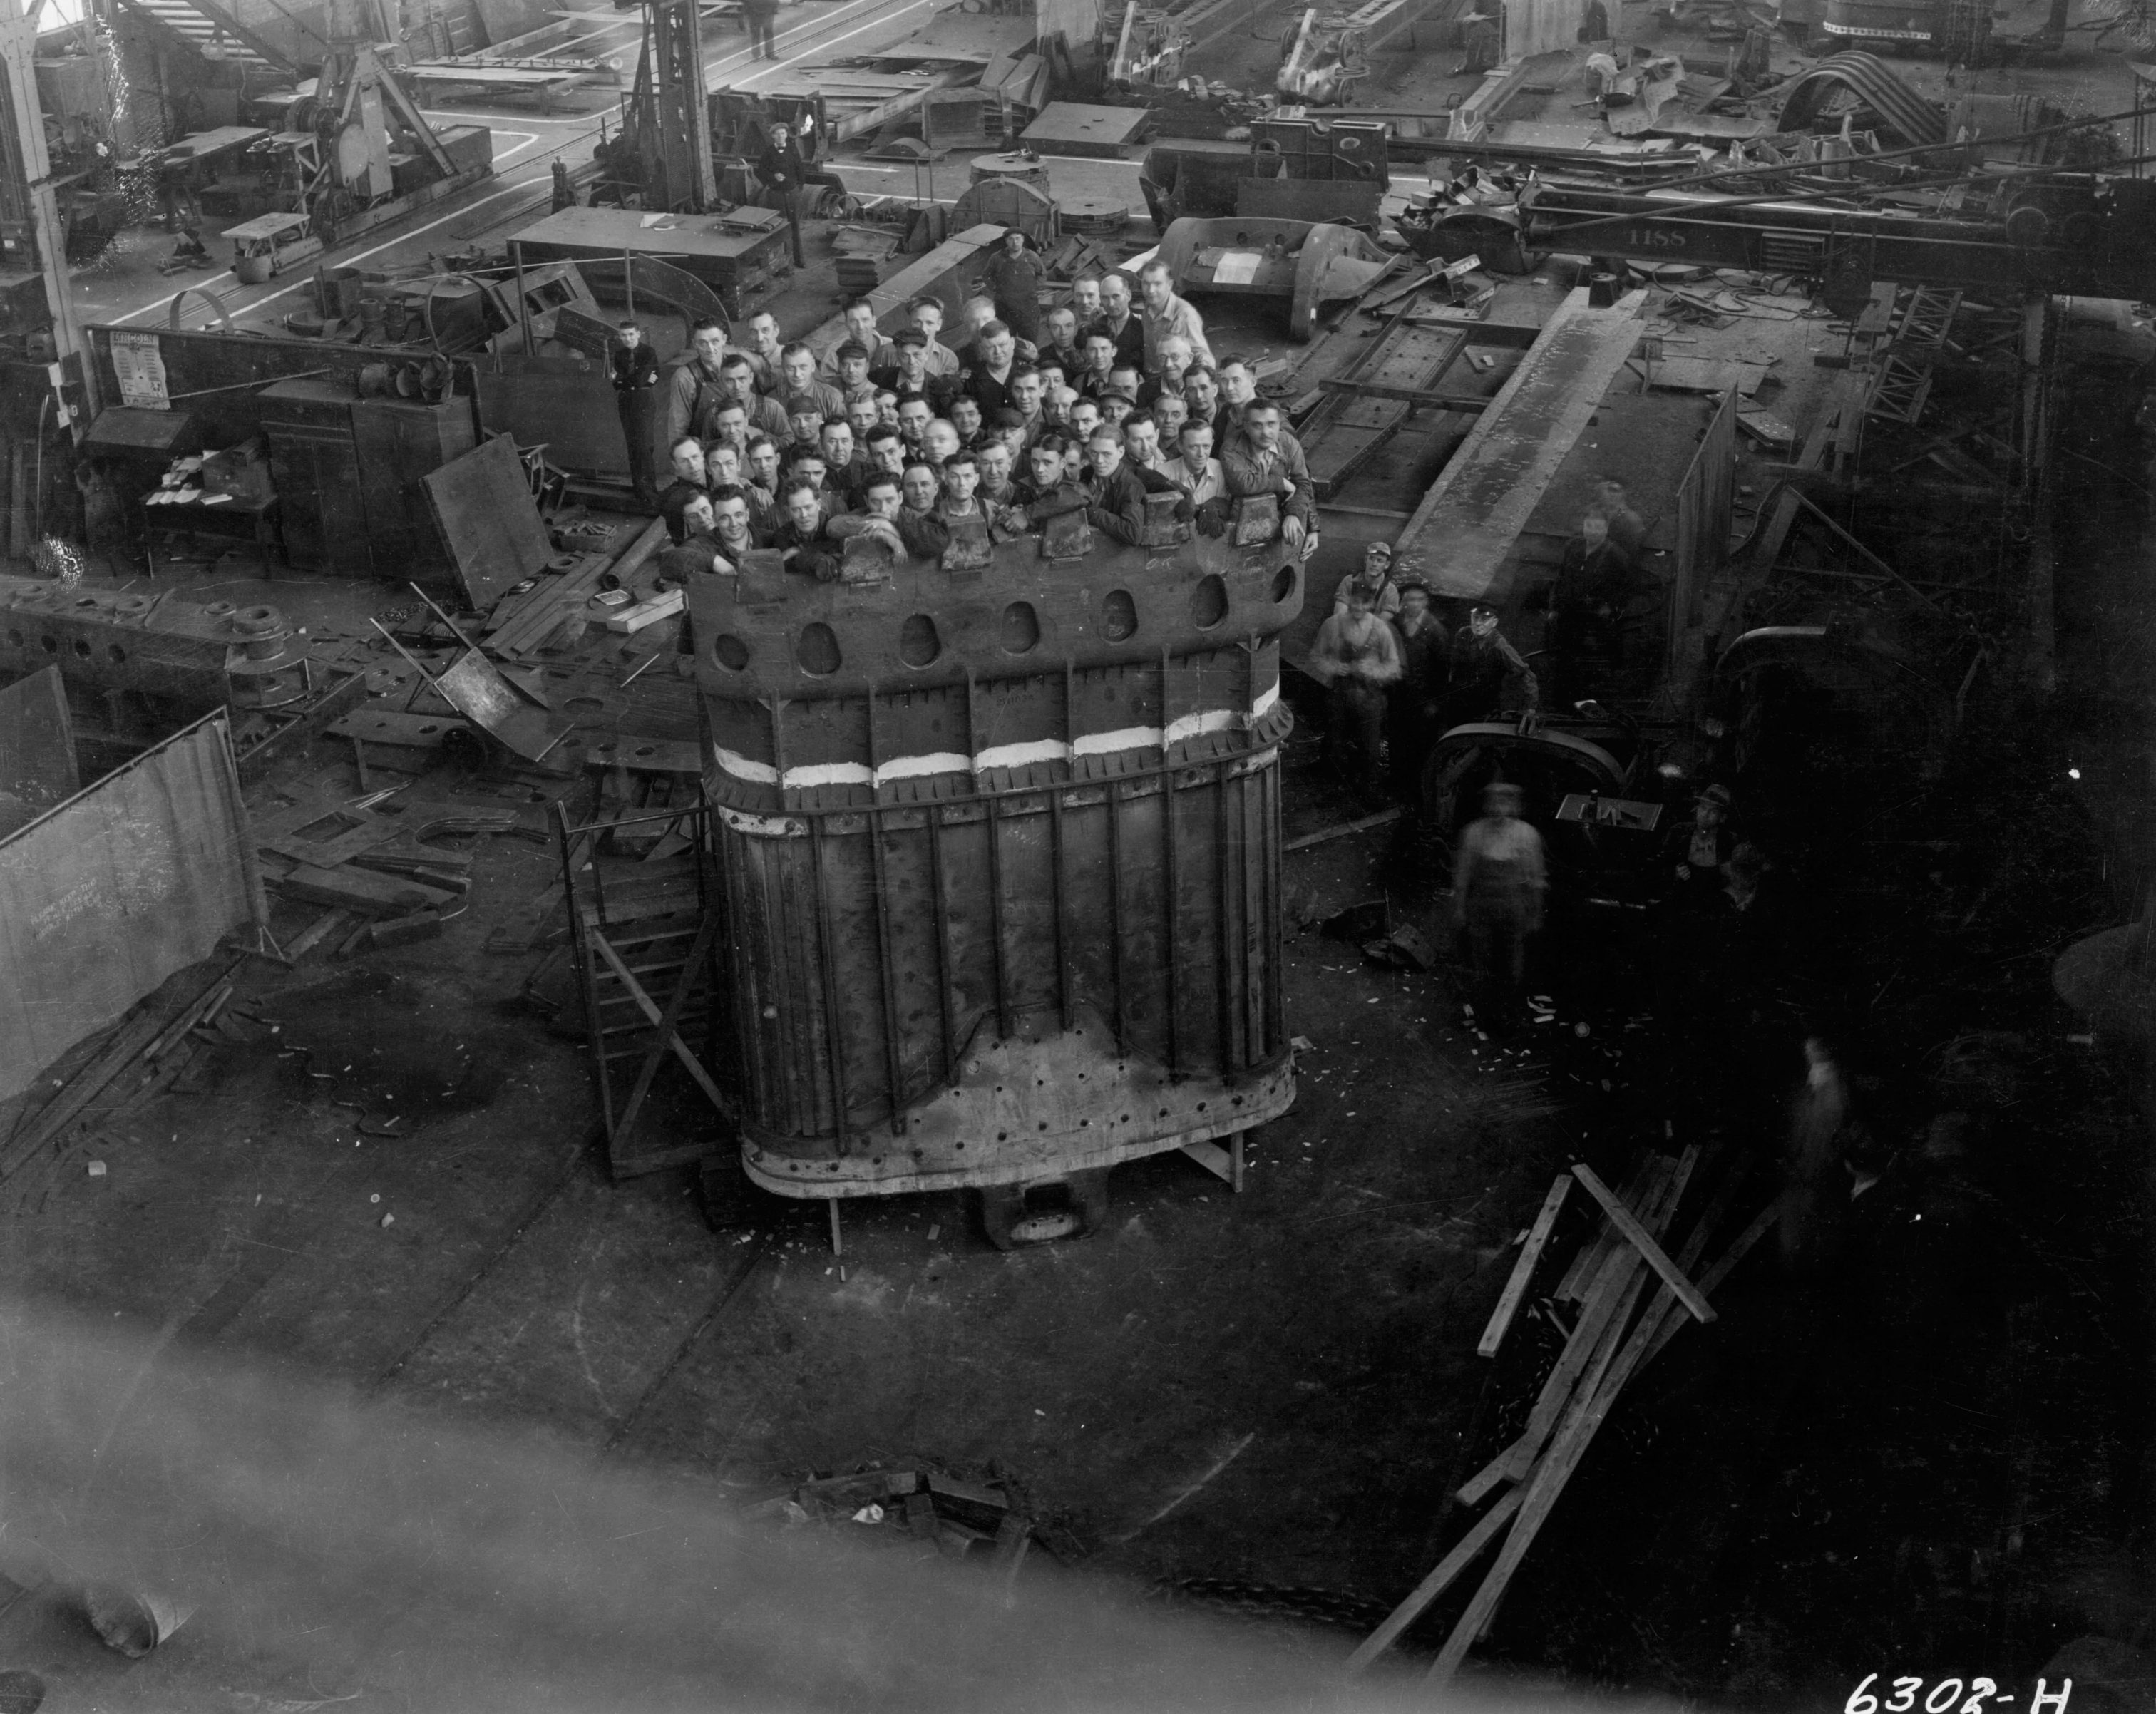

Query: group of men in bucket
608;236;1750;1038
612;237;1322;581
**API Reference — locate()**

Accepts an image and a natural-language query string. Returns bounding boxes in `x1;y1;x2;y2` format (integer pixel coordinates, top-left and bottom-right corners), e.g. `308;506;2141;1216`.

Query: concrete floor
10;0;2156;1704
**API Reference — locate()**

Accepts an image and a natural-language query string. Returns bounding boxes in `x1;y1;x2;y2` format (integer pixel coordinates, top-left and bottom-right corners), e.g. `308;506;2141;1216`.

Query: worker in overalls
976;227;1049;347
1452;781;1546;1033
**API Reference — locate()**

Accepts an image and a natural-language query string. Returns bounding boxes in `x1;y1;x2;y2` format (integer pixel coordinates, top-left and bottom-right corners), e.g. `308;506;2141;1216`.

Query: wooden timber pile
1346;1149;1778;1685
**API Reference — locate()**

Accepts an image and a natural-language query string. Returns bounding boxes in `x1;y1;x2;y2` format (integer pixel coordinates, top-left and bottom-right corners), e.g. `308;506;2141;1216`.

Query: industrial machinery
1276;8;1370;103
1156;214;1397;338
1512;172;2156;302
684;505;1305;1243
1418;712;1700;904
1104;1;1193;90
0;574;314;749
613;0;714;213
1816;0;2065;56
227;210;324;282
255;0;495;246
1142;116;1391;230
1389;61;2156;299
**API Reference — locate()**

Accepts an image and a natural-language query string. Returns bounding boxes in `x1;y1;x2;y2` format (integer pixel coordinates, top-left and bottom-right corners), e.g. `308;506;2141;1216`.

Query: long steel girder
1521;181;2156;301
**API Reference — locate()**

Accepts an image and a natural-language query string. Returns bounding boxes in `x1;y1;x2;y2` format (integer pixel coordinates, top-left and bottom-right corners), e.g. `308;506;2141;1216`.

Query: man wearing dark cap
820;298;893;381
1665;783;1739;911
975;226;1049;345
1446;603;1539;726
781;395;827;461
1390;575;1448;798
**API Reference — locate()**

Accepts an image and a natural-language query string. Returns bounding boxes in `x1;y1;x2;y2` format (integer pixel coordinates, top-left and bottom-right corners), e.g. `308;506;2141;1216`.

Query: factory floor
11;7;2156;1708
0;604;1606;1707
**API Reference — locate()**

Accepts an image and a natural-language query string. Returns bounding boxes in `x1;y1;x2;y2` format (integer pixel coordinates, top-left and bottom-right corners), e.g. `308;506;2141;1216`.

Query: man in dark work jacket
611;322;662;506
1081;426;1188;546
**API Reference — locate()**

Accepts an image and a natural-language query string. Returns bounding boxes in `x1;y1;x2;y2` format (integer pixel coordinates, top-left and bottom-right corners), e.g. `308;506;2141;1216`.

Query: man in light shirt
907;297;961;377
1171;419;1225;508
1308;579;1403;801
740;310;784;391
820;298;891;379
1138;260;1214;374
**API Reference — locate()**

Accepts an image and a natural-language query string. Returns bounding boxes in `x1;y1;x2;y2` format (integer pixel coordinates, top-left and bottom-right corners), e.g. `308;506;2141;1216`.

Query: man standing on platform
976;227;1049;347
611;321;661;507
755;118;809;267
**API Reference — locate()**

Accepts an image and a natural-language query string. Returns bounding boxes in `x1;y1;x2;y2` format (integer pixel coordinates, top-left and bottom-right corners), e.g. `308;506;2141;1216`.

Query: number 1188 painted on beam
1847;1676;2073;1714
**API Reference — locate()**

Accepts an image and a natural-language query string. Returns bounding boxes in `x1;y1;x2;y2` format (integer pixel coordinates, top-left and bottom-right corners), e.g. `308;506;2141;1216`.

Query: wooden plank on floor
1424;1154;1716;1688
1478;1174;1571;1358
1574;1161;1717;1324
1344;1485;1526;1674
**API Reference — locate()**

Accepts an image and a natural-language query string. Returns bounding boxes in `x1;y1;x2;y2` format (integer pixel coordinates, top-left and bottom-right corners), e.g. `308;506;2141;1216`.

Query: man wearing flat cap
1389;575;1448;798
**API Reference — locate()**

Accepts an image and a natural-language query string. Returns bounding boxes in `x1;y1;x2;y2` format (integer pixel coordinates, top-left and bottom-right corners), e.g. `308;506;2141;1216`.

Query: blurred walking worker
1453;782;1546;1032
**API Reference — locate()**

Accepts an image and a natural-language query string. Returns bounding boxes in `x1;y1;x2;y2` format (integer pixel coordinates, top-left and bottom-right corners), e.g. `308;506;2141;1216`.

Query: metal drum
687;524;1304;1208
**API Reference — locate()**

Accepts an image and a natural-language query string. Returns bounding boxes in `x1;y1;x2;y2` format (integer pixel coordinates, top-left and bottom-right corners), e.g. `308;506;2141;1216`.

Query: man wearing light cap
1333;540;1402;621
975;227;1049;347
1308;578;1402;800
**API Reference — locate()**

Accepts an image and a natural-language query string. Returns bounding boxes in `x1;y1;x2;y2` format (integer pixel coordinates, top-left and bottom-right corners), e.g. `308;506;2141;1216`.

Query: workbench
140;492;282;579
160;125;270;163
510;205;791;318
